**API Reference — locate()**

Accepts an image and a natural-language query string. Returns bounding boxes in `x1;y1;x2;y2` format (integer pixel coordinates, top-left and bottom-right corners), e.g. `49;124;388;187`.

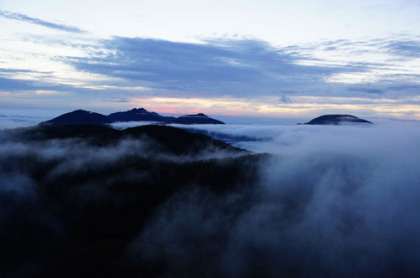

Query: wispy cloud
386;40;420;58
0;10;85;33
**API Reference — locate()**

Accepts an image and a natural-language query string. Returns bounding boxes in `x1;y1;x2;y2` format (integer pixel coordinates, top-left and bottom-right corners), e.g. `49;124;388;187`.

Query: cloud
0;10;85;33
62;36;420;102
0;77;35;91
106;97;131;103
2;121;420;276
0;76;96;96
129;122;420;277
280;95;292;103
348;87;384;94
1;29;420;118
66;37;354;97
386;40;420;57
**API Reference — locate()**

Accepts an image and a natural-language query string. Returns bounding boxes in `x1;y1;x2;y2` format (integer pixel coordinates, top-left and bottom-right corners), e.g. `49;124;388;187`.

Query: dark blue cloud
280;95;292;103
5;34;419;101
0;77;35;91
348;87;384;94
387;83;420;91
345;82;420;99
0;10;85;33
66;37;361;97
386;40;420;57
106;97;130;103
0;76;95;94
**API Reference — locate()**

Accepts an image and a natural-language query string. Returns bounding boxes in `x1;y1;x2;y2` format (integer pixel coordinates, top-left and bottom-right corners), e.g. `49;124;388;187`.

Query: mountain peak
184;113;208;118
304;114;372;125
40;110;111;126
131;108;148;113
108;108;168;122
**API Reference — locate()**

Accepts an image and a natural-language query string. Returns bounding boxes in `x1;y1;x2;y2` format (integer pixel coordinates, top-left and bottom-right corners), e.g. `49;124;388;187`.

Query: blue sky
1;0;420;119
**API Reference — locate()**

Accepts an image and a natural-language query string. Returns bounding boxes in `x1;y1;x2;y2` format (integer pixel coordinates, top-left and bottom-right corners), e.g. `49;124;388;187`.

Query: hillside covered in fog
1;122;420;277
0;124;264;277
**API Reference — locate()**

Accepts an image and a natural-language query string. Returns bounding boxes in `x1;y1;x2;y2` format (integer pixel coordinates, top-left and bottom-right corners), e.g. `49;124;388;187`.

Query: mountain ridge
40;109;112;126
40;108;225;126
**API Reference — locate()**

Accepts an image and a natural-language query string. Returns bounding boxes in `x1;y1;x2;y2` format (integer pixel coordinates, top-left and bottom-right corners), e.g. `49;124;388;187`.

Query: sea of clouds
128;120;420;277
1;114;420;276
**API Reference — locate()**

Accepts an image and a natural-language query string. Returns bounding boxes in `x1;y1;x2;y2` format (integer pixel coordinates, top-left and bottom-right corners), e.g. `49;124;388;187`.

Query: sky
1;0;420;121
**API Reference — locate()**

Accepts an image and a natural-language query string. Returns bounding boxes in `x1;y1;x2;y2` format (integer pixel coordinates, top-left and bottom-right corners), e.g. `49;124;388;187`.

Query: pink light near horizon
131;96;420;120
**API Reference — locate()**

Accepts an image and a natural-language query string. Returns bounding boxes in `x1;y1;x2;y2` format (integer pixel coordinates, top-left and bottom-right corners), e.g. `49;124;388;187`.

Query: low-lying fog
131;120;420;276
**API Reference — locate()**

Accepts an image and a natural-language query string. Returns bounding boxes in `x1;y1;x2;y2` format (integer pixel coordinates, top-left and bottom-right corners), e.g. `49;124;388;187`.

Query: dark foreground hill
0;124;265;278
12;124;241;155
304;114;372;125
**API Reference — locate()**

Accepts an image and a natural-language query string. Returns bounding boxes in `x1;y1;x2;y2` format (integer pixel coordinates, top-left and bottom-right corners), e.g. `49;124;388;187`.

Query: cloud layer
65;37;346;97
129;122;420;277
1;122;420;276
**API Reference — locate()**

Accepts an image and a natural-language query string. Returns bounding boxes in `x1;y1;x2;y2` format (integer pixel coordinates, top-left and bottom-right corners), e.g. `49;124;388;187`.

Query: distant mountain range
301;114;373;125
40;109;372;127
40;108;225;126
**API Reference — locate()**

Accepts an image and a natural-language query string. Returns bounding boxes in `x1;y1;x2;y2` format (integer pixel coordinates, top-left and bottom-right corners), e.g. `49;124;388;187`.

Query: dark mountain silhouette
40;109;112;126
40;108;225;126
108;108;174;123
304;114;373;125
171;113;225;124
